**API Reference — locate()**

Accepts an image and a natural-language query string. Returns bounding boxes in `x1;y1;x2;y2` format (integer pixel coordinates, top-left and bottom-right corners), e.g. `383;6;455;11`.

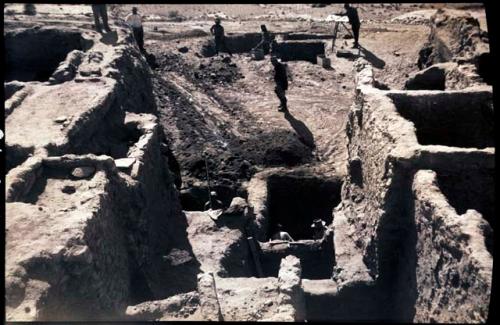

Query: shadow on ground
359;45;386;69
284;110;316;149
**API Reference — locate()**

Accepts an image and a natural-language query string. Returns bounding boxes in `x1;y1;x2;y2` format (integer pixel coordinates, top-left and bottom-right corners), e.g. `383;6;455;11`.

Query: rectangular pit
277;41;326;63
265;174;341;240
436;168;495;232
4;27;88;82
388;91;494;149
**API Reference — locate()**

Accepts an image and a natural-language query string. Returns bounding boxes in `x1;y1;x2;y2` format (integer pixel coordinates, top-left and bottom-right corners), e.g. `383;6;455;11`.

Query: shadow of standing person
283;110;316;149
358;45;386;69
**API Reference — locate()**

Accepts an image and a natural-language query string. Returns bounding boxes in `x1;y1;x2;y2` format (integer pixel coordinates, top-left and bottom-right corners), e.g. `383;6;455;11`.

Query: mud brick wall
412;170;492;323
123;114;184;299
5;157;132;321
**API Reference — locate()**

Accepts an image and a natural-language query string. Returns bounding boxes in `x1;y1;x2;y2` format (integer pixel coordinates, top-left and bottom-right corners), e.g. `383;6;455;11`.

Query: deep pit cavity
277;41;325;63
389;92;494;149
73;119;143;159
265;174;342;240
6;145;34;174
436;169;494;230
201;33;262;57
4;28;88;82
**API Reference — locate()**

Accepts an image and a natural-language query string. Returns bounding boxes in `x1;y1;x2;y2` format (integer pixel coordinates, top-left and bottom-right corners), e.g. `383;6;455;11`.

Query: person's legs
263;43;270;55
91;5;102;32
222;38;232;56
214;38;221;55
137;26;145;51
352;24;360;47
133;27;144;51
274;85;288;111
99;5;111;32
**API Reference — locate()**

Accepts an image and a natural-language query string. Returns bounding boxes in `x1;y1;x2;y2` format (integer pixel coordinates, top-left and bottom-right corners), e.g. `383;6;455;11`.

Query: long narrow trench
137;30;357;320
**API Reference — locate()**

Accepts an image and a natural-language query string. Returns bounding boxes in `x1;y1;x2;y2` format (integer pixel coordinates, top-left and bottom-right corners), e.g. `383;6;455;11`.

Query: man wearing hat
126;6;145;52
311;219;327;240
210;17;232;56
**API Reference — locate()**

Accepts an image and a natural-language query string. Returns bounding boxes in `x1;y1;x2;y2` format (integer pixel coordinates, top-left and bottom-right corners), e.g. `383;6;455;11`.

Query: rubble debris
70;166;96;178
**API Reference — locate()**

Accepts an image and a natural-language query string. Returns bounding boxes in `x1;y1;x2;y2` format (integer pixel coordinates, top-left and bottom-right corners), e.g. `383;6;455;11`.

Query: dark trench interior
201;33;326;64
6;145;34;174
72;117;143;160
265;174;342;240
201;33;262;56
436;168;494;253
277;41;325;63
4;28;87;82
389;92;494;149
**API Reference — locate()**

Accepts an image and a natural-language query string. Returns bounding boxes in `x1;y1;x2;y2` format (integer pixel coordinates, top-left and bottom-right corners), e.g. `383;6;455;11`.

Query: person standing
342;3;361;48
210;17;232;56
91;4;111;33
271;56;288;112
126;6;145;52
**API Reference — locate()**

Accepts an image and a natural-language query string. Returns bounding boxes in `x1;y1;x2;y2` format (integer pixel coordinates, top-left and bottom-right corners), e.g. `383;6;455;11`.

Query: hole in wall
476;52;493;85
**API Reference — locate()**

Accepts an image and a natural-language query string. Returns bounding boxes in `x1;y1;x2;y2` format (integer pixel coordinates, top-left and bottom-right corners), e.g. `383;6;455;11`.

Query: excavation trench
4;28;90;82
389;91;494;149
436;168;494;252
265;174;342;241
201;33;326;63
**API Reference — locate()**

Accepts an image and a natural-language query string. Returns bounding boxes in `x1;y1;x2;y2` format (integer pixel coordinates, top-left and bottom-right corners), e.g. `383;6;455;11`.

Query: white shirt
125;13;142;28
271;231;294;241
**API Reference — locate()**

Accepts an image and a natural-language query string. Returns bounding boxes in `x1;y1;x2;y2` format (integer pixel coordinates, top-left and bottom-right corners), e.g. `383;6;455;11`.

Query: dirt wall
412;170;492;323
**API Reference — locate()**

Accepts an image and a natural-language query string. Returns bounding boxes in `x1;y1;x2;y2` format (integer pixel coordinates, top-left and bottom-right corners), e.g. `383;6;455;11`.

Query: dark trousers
351;23;360;46
133;26;144;51
91;4;110;32
214;37;232;56
274;85;288;110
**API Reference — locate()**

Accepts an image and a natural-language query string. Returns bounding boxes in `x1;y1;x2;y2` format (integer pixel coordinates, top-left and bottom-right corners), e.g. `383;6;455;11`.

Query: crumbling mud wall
413;9;491;88
5;25;157;174
5;156;133;321
417;9;489;69
336;59;494;321
5;25;184;321
412;170;492;323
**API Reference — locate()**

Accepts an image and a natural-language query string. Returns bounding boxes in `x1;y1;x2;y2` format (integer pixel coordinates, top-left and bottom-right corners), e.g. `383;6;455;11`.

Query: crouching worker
126;6;145;52
270;224;294;242
204;191;224;210
311;219;327;240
